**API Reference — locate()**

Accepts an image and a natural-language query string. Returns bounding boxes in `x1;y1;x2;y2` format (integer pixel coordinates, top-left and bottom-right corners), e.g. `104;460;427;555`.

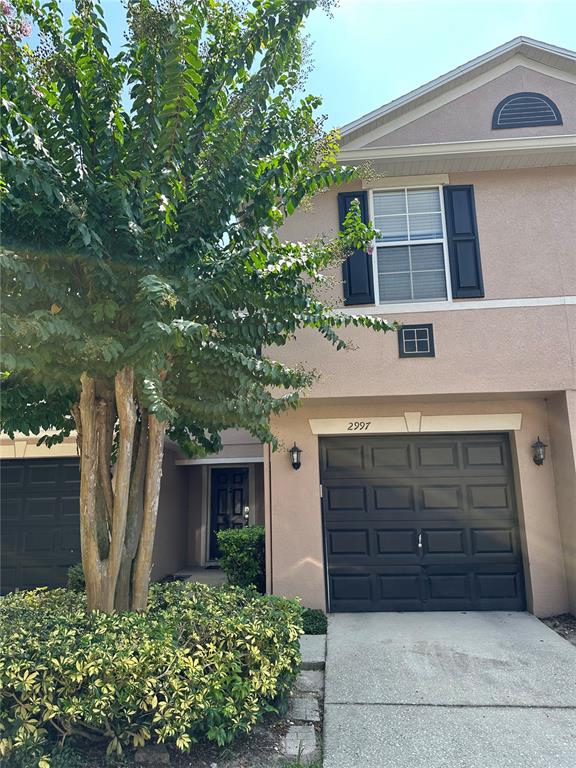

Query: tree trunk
74;369;167;613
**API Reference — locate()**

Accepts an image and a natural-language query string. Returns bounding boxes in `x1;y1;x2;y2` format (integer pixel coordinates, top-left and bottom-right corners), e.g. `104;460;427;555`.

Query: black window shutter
337;191;375;305
443;185;484;298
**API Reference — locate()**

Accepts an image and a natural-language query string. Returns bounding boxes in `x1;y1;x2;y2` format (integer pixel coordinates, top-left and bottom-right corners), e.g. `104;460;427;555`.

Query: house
2;37;575;619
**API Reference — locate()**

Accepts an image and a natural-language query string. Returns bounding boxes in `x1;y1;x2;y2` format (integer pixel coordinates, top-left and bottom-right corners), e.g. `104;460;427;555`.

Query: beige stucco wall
274;304;575;400
266;397;571;618
451;167;576;299
275;164;576;403
548;390;576;613
365;67;576;147
187;465;205;566
279;167;576;303
151;449;189;580
0;433;79;459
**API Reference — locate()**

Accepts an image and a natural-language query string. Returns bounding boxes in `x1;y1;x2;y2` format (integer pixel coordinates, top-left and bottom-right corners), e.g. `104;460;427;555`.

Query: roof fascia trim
337;134;576;163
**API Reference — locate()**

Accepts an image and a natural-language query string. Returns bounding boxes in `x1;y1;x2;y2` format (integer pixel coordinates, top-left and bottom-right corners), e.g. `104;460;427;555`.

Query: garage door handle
417;531;423;550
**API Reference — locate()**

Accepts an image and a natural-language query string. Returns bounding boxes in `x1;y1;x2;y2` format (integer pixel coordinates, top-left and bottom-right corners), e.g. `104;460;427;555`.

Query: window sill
337;295;576;315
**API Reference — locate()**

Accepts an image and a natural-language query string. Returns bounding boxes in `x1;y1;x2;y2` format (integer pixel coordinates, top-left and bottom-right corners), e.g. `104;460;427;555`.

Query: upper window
492;92;562;130
373;187;448;304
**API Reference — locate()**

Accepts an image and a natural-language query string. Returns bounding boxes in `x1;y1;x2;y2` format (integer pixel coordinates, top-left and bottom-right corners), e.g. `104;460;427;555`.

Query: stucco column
512;400;569;617
268;412;326;610
548;390;576;614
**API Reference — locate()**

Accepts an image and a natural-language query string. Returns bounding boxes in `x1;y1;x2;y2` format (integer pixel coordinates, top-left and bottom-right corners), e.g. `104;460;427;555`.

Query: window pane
378;272;412;302
408;212;443;239
407;188;440;213
375;215;408;242
377;246;410;273
373;190;406;216
412;271;447;300
410;243;445;270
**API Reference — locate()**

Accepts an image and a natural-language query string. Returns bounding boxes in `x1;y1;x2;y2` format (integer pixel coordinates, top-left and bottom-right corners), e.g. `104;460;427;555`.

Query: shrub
217;525;265;592
302;607;327;635
0;583;302;766
66;563;85;593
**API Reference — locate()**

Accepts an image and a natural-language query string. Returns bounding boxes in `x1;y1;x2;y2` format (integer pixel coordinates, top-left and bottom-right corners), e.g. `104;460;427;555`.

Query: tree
1;0;395;612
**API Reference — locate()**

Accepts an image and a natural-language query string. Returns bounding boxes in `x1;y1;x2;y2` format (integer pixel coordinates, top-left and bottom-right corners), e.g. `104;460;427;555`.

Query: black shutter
338;191;375;305
443;185;484;298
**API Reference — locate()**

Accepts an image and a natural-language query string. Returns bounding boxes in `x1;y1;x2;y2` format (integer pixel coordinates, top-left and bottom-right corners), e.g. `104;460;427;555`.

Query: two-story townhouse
2;37;575;620
264;36;576;618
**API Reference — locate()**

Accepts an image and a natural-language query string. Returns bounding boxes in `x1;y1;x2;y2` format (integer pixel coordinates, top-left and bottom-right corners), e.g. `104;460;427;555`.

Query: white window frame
368;185;453;308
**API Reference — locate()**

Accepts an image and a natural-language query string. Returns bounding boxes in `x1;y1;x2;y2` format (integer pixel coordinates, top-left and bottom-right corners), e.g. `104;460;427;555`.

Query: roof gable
361;66;576;148
341;37;576;149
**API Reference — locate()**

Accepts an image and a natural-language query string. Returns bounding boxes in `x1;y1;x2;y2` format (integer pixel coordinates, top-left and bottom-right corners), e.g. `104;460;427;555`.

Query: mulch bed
51;716;290;768
541;613;576;647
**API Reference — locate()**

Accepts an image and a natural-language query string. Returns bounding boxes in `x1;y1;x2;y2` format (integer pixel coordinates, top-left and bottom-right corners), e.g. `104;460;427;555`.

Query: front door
209;467;249;561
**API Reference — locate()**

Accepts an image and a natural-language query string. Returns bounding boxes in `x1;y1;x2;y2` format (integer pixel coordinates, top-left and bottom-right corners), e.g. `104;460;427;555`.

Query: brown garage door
1;459;81;594
321;434;525;612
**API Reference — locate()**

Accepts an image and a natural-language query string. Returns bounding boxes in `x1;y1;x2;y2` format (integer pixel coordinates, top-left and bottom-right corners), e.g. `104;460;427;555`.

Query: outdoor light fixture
290;442;302;470
532;436;547;466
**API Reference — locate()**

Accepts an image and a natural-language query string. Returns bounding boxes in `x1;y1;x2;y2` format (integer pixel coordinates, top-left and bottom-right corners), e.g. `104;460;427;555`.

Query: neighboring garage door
1;459;81;594
321;434;525;612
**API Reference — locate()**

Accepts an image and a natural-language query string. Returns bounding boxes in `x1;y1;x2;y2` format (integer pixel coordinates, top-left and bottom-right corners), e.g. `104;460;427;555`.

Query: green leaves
0;583;302;759
1;0;396;454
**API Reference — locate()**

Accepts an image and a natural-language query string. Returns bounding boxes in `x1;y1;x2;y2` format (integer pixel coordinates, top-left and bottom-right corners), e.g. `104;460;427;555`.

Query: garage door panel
3;498;21;520
374;485;415;511
27;463;61;486
376;528;418;556
379;571;423;602
330;572;373;602
61;528;81;551
420;485;462;510
2;464;25;487
2;530;18;553
427;572;471;601
463;441;507;468
25;497;58;519
328;529;370;557
23;529;58;553
62;496;81;518
424;528;466;555
416;443;460;469
477;573;520;600
468;484;510;510
471;528;515;555
324;445;365;471
321;434;525;612
326;486;367;512
372;445;411;469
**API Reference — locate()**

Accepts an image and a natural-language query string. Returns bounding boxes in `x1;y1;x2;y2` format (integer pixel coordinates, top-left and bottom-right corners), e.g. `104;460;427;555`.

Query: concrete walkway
324;612;576;768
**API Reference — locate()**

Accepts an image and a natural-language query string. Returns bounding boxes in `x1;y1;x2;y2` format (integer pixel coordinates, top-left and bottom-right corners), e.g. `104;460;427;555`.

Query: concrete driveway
324;612;576;768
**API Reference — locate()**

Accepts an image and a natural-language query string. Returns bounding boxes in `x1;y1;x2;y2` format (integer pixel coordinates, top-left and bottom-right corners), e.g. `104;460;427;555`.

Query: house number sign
308;417;409;436
347;421;372;431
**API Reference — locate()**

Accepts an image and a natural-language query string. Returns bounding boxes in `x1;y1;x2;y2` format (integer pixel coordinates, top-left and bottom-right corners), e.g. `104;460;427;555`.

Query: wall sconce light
290;442;302;470
532;436;547;466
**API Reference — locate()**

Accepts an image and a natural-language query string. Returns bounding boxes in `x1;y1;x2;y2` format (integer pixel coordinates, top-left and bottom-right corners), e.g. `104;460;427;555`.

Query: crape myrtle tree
0;0;396;612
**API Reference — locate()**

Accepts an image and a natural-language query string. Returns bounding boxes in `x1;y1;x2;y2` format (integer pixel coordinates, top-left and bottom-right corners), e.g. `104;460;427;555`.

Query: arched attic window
492;92;562;129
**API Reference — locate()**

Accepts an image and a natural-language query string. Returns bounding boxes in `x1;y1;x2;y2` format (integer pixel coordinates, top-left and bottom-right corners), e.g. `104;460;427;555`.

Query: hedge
302;607;328;635
217;525;265;592
0;582;302;766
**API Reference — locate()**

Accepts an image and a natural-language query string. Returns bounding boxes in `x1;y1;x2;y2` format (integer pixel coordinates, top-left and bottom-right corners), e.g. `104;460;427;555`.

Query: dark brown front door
1;459;81;594
321;434;525;612
209;467;249;560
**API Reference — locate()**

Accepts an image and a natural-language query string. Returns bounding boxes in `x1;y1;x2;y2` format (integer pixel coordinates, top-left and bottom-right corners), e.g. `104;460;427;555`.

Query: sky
51;0;575;129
